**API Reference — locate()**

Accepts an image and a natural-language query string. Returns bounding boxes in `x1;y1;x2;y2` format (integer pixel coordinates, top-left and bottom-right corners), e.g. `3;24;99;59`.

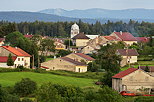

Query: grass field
46;58;54;61
121;61;154;71
0;72;98;88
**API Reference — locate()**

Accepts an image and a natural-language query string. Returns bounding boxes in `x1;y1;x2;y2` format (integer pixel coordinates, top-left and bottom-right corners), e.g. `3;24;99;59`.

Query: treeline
0;20;154;38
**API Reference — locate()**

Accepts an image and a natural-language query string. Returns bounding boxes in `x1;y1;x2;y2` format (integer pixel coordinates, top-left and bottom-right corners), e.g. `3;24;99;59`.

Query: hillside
0;11;154;23
0;72;97;88
39;8;154;20
0;11;98;23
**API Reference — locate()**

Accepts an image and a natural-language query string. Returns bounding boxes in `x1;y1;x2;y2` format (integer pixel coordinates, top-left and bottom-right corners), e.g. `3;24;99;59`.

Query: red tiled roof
40;66;49;69
103;36;121;41
24;34;33;38
72;33;90;39
0;56;17;63
112;68;138;78
74;53;95;61
114;32;137;41
1;46;31;57
117;49;139;56
60;57;87;66
135;37;150;43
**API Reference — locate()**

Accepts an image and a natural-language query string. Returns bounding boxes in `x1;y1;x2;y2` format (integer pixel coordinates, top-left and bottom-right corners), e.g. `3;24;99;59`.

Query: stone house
116;49;139;67
112;68;154;93
54;41;66;50
41;57;87;72
110;32;137;46
72;33;90;47
0;46;31;68
65;53;95;64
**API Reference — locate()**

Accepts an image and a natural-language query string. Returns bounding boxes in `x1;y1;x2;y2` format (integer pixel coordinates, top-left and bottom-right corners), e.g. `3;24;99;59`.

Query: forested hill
1;11;154;23
39;8;154;20
0;11;98;23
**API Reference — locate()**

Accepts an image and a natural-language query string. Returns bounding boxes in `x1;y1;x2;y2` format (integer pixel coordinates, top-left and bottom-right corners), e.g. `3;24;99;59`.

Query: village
0;22;154;98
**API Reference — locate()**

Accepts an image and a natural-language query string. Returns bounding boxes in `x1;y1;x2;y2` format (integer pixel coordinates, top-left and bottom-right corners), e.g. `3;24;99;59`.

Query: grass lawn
121;61;154;71
46;58;54;61
0;72;98;88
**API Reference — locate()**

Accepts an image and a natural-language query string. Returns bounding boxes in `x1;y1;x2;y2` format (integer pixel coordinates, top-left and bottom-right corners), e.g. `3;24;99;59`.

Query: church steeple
71;23;79;38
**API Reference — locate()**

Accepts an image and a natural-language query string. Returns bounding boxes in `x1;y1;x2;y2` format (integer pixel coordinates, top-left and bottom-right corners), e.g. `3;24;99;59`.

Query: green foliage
21;98;33;102
135;96;154;102
57;50;72;57
7;53;14;66
97;43;122;73
14;78;37;96
85;85;124;102
39;55;46;63
36;83;63;102
145;66;150;72
87;62;100;72
100;71;115;87
64;39;73;46
0;85;20;102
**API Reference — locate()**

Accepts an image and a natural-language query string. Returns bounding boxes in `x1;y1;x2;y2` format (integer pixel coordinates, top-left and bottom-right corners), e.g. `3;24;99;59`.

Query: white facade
71;23;79;38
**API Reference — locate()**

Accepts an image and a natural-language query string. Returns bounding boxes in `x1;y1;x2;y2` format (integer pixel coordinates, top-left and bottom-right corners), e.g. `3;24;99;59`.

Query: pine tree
7;53;14;66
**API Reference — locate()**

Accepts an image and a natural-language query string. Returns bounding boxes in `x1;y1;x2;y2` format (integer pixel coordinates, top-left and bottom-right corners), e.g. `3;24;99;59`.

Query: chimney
120;31;122;35
15;47;18;49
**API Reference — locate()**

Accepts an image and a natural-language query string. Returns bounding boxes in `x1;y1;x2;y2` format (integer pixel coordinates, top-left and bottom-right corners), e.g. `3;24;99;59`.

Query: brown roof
139;66;154;72
112;68;138;78
60;57;87;66
72;33;90;39
114;32;137;41
135;37;150;43
117;49;139;56
74;53;95;61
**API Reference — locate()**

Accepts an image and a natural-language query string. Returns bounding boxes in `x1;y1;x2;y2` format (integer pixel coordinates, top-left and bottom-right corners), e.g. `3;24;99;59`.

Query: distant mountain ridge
39;8;154;20
0;11;98;23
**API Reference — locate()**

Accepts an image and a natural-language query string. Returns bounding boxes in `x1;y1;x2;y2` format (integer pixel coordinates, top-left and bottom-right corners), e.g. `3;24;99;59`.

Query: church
70;23;99;47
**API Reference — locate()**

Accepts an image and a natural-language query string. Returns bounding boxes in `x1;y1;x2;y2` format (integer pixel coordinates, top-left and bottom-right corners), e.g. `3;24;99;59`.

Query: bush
21;98;33;102
135;96;154;102
14;78;37;97
36;83;63;102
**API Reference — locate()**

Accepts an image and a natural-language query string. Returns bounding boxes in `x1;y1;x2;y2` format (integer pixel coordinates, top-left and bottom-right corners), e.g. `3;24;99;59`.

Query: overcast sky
0;0;154;11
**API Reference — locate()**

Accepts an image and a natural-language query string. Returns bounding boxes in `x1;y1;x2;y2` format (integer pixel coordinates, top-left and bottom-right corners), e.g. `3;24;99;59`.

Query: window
18;58;20;61
22;58;24;61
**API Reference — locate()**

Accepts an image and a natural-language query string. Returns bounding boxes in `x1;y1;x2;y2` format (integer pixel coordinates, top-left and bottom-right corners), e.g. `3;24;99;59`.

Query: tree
14;78;37;96
56;50;72;57
7;53;14;66
145;66;150;72
100;71;115;87
97;44;122;73
36;83;63;102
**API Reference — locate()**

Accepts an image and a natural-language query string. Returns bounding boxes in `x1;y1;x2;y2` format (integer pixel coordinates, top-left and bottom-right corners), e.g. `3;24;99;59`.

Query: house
0;38;5;46
41;57;87;72
0;46;31;68
116;49;139;67
54;41;66;50
135;37;150;43
112;68;154;93
110;31;137;46
72;32;90;47
65;53;95;63
81;45;98;54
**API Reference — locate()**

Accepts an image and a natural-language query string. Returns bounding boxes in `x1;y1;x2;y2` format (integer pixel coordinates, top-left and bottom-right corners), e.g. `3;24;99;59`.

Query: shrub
36;83;63;102
135;96;154;102
21;98;33;102
14;78;37;97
